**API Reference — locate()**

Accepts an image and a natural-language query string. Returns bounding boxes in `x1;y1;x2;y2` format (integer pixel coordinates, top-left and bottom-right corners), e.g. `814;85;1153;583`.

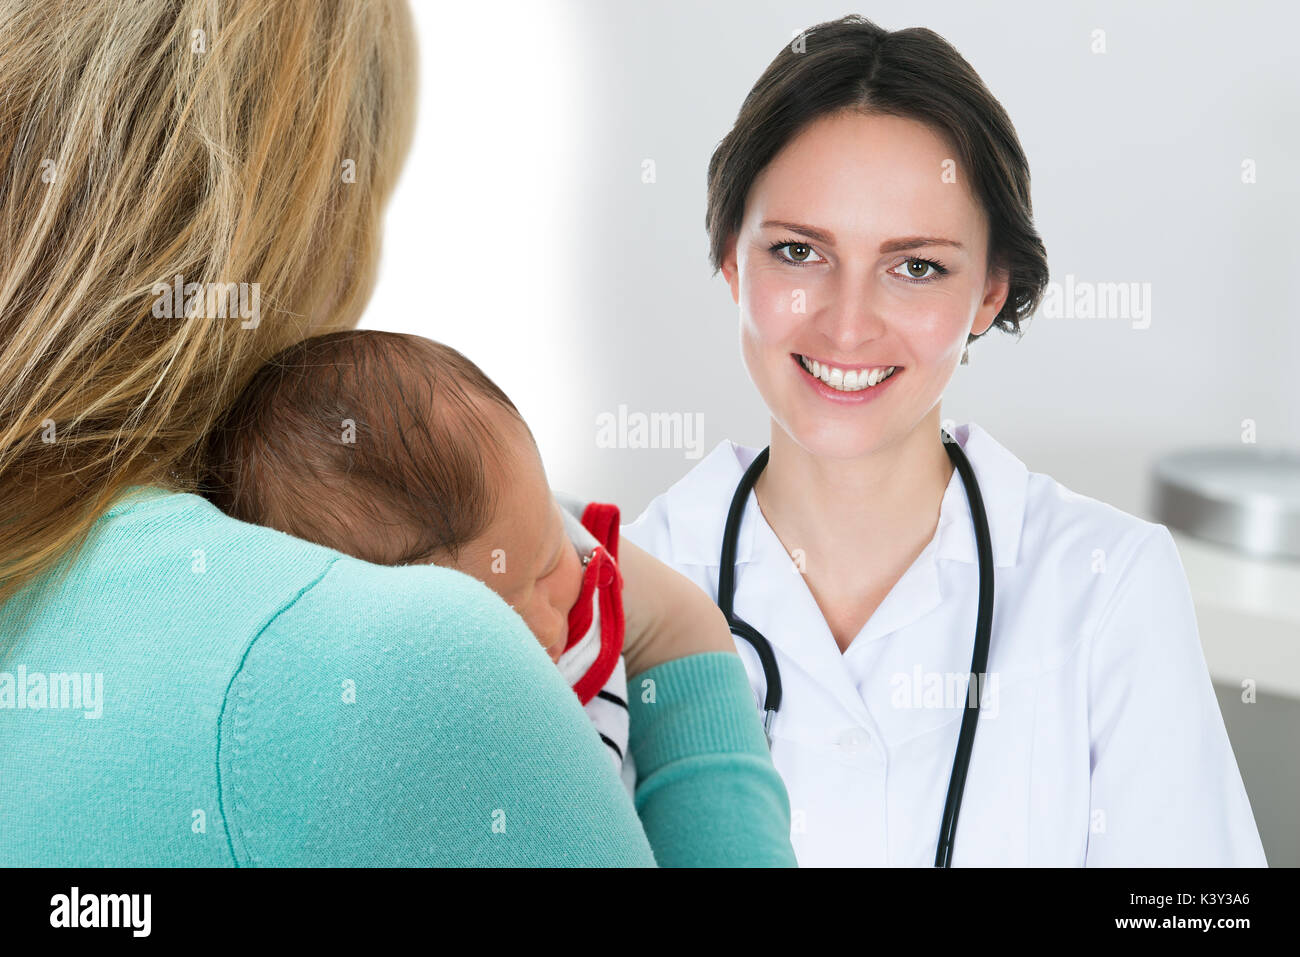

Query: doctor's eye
768;240;826;266
893;257;950;283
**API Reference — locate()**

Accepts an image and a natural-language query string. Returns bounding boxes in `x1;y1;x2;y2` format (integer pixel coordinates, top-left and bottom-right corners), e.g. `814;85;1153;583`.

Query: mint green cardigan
0;487;795;866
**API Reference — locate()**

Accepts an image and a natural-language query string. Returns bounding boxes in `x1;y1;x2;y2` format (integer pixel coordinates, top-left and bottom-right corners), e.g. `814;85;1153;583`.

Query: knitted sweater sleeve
217;556;795;867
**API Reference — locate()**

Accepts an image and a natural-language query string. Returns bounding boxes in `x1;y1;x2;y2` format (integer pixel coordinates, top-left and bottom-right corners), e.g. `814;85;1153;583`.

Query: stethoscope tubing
717;428;994;868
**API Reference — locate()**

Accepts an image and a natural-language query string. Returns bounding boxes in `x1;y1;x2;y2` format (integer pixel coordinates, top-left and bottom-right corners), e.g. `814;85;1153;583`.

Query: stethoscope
716;427;995;867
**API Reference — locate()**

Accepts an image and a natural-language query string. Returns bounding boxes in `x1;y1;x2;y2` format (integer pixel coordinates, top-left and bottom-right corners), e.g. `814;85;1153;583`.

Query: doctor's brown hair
705;14;1049;343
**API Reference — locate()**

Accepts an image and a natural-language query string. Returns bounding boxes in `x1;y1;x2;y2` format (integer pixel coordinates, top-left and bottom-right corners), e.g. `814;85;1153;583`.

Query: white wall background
366;0;1300;862
369;0;1299;521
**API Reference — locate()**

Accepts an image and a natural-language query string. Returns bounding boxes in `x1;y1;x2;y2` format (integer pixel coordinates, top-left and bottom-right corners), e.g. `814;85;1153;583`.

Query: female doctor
621;15;1267;867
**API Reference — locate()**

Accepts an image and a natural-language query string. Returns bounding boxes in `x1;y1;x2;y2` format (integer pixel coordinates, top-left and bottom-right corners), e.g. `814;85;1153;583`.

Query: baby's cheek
558;546;585;616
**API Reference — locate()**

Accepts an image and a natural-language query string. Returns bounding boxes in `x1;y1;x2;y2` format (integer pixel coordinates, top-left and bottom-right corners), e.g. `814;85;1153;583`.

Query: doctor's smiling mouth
791;351;901;405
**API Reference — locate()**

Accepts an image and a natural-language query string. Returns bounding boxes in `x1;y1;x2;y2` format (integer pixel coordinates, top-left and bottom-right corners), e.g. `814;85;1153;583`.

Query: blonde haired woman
0;0;794;866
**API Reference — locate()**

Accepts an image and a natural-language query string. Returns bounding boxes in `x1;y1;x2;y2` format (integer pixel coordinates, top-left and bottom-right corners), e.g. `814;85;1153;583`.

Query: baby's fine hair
203;330;526;565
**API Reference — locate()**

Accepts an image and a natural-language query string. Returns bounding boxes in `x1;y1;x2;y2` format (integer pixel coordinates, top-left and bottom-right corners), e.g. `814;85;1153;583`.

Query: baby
202;330;634;792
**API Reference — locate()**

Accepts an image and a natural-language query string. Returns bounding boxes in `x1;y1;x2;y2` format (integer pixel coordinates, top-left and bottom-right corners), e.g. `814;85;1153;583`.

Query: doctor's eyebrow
759;220;965;254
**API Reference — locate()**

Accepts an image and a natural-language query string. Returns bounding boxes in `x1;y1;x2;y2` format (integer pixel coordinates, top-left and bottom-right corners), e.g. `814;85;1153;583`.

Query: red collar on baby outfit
564;502;624;704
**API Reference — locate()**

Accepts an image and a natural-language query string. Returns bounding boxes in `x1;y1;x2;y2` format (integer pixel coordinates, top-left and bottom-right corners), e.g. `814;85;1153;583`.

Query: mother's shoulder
92;486;529;645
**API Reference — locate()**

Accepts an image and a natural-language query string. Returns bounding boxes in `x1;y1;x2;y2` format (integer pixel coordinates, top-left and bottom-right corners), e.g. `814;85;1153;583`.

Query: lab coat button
835;728;872;752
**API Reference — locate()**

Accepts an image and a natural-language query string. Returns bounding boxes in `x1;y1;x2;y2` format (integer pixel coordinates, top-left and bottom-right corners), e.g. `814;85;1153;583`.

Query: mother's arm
617;539;796;865
218;554;795;866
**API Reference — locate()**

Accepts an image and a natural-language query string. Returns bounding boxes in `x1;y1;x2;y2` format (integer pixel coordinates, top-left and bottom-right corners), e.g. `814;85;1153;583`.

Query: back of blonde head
0;0;416;608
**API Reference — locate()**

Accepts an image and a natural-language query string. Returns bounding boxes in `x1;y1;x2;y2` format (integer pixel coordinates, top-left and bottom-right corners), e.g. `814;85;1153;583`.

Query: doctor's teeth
799;355;897;391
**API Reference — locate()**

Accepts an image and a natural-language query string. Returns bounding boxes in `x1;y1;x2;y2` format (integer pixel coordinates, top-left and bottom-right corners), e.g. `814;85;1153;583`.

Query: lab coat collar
659;423;1029;724
932;422;1028;569
662;421;1028;572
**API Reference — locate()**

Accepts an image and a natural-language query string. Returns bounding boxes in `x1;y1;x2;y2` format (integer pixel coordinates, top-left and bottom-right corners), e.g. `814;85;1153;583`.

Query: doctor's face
721;110;1010;460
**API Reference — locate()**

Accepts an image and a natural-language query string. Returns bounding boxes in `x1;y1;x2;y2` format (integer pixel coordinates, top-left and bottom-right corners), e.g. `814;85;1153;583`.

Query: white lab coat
622;422;1267;867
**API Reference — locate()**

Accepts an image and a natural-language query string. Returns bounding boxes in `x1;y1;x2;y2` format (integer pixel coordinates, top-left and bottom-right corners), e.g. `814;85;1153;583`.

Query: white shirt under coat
621;422;1267;867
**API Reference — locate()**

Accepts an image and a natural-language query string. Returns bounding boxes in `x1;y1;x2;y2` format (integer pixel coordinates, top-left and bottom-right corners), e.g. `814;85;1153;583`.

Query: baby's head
203;330;583;662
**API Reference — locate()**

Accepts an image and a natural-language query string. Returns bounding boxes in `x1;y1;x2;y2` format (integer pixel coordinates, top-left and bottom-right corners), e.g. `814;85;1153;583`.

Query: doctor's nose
814;273;889;351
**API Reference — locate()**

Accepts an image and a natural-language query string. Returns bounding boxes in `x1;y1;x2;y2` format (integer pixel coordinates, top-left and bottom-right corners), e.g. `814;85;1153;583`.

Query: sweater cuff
627;652;768;775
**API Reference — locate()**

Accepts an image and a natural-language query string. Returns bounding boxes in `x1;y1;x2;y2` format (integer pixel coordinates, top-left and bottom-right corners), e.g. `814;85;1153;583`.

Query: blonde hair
0;0;417;609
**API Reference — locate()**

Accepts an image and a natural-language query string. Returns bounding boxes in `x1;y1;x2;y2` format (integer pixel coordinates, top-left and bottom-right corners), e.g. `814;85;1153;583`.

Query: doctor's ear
973;263;1012;337
719;236;741;305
